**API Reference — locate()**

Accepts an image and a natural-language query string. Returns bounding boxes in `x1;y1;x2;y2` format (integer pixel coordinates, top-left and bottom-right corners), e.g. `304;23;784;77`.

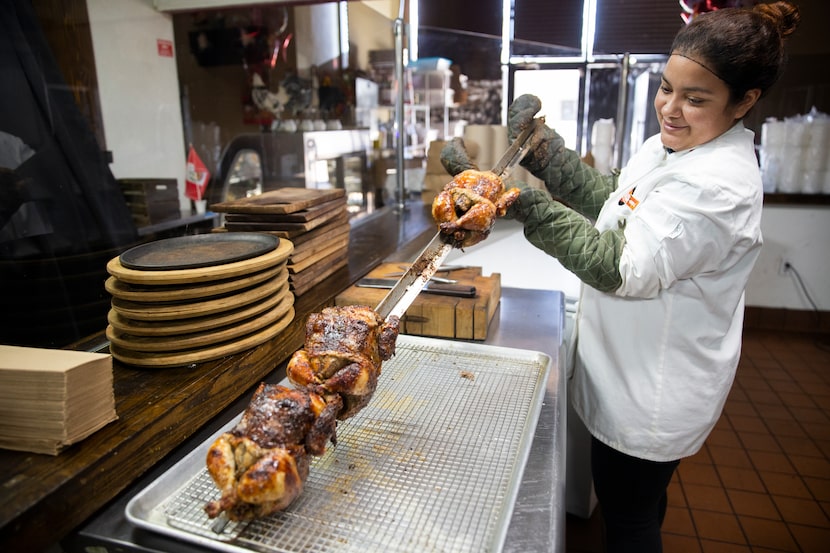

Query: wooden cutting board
335;264;501;340
212;213;350;241
224;204;345;233
288;237;349;273
224;197;345;223
210;188;346;215
291;225;350;262
289;249;349;296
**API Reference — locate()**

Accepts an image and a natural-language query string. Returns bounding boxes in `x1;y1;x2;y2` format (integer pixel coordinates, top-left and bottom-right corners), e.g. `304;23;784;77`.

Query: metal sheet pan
126;335;551;553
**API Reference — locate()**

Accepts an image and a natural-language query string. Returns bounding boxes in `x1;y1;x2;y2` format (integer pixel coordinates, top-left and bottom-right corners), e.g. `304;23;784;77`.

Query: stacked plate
211;188;350;296
104;233;294;368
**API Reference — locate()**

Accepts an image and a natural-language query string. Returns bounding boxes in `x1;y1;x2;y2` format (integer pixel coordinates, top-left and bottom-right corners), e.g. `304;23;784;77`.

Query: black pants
591;437;680;553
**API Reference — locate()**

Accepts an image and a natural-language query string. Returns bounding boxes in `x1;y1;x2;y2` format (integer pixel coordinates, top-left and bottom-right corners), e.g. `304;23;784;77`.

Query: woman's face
654;54;758;152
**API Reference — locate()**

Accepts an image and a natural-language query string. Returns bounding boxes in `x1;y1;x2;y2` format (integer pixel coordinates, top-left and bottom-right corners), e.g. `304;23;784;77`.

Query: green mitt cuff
440;137;478;177
517;189;624;292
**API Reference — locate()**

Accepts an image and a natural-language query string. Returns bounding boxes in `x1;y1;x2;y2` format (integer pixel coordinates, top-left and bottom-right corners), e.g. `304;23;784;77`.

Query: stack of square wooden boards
0;345;117;455
210;188;350;296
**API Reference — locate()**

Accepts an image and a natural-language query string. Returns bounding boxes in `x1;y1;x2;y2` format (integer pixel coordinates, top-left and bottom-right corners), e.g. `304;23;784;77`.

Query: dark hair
670;1;801;103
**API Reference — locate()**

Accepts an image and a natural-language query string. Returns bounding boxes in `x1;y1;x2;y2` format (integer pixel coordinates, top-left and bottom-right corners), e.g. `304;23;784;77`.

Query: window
514;69;582;149
513;0;584;56
592;0;682;56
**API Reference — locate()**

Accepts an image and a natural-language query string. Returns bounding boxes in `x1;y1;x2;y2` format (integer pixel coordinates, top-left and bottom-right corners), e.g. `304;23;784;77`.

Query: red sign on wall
157;39;174;57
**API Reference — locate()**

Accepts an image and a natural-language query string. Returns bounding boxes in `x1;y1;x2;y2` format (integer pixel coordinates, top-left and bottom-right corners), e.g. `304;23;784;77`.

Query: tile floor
566;329;830;553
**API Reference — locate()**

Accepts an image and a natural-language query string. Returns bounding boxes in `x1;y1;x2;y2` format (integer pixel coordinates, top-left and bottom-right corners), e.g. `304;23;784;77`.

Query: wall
171;10;269;157
348;2;398;72
294;3;340;70
86;0;188;209
743;3;830;316
746;205;830;312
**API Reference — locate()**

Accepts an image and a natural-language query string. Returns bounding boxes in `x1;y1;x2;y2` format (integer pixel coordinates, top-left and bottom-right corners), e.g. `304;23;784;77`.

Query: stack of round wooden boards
104;233;294;368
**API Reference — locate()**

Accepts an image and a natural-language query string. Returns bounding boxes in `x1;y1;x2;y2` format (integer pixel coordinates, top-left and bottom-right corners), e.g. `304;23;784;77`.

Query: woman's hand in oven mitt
506;186;624;293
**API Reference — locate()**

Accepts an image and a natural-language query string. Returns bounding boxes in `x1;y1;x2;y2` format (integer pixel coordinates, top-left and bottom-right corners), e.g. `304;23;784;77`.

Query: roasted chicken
287;305;400;420
205;305;399;520
431;169;521;248
205;383;341;520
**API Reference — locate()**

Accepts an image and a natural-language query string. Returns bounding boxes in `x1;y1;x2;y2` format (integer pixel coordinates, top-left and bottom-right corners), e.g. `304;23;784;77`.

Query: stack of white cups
591;119;615;175
760;118;786;192
761;108;830;194
781;116;810;193
803;112;830;194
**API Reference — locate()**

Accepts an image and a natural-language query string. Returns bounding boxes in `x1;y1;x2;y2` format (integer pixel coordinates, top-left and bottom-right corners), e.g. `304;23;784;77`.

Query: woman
441;2;800;551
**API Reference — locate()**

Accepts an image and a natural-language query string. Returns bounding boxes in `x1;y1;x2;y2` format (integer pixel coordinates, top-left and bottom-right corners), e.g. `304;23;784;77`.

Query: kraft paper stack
0;345;117;455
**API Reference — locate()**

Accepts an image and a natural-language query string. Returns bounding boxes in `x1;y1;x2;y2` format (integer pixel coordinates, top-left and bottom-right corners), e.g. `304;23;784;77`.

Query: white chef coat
569;122;763;462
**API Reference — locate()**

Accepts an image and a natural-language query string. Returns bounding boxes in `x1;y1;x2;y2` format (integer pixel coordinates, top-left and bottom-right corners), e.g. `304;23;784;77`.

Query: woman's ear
736;88;762;118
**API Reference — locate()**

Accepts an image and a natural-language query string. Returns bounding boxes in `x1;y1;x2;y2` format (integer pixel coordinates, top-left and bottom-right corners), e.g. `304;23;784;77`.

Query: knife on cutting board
358;278;477;298
374;118;542;322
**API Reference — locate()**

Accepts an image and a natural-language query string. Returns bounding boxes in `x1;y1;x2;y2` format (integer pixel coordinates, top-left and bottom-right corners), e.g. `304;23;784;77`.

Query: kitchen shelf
408;69;453;154
763;192;830;206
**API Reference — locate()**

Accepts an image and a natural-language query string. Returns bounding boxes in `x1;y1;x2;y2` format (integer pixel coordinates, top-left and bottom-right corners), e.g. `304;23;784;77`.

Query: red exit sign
157;39;173;57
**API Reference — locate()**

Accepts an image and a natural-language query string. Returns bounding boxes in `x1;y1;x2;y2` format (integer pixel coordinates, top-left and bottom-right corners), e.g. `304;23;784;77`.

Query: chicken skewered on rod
204;122;540;521
204;306;399;521
431;168;521;249
204;383;341;520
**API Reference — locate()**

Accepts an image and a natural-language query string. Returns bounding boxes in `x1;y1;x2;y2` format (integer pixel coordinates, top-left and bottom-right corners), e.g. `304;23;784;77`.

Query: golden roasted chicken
431;169;521;248
204;383;341;520
287;305;400;420
205;306;399;520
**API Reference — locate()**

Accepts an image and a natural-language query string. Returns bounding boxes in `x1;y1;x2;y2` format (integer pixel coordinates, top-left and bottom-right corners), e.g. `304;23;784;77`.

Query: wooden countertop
0;202;437;552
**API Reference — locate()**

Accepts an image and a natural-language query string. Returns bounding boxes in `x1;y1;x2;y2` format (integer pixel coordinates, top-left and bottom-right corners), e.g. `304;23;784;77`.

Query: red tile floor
566;329;830;553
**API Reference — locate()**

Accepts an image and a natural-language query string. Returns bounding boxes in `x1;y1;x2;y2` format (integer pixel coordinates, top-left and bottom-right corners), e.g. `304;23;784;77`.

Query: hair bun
756;1;801;39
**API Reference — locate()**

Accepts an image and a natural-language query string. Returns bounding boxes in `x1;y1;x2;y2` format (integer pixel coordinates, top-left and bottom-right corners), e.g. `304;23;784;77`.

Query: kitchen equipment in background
222;150;263;202
354;76;378;129
622;66;663;166
579;60;665;170
118;178;180;227
590;118;615;175
208;130;373;215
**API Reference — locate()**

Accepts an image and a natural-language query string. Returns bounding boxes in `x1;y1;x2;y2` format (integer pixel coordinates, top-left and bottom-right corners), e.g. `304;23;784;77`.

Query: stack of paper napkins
0;345;118;455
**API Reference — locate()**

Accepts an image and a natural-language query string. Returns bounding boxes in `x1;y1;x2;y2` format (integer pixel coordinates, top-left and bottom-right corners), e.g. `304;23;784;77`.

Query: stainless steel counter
66;287;566;553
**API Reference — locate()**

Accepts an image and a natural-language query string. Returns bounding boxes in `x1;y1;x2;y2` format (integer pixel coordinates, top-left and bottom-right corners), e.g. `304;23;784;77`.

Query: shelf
763;192;830;206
